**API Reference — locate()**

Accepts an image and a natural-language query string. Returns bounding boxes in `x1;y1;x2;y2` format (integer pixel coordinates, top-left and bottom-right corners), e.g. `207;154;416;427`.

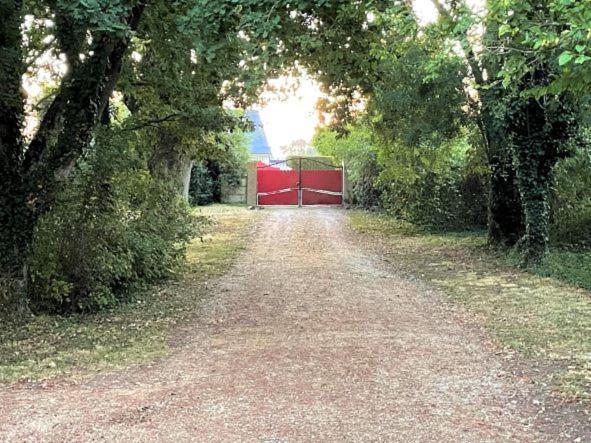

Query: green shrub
551;138;591;247
314;125;384;209
189;130;249;206
314;120;487;226
381;169;487;230
349;151;384;209
189;161;215;206
375;129;488;230
27;129;203;313
534;250;591;290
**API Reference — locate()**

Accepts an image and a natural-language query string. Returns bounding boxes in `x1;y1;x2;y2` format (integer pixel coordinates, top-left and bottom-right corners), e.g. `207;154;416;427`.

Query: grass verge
348;211;591;402
0;205;258;383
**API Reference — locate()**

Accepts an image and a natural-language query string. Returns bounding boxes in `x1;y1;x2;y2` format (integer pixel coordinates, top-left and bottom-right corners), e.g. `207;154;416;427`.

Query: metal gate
257;158;343;206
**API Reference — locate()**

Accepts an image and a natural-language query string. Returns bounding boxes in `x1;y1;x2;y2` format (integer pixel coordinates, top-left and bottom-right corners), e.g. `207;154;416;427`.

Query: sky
256;75;323;159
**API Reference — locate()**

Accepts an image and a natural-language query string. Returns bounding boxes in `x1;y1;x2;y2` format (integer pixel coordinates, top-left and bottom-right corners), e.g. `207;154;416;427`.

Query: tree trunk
149;127;199;199
0;1;146;311
0;0;27;272
181;160;194;201
513;140;551;264
0;0;31;314
149;127;184;186
474;19;525;246
478;100;524;246
508;92;573;264
487;157;523;246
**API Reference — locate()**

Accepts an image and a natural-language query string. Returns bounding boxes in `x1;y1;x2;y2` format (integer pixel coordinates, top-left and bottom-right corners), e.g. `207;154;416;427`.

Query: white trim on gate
256;187;298;206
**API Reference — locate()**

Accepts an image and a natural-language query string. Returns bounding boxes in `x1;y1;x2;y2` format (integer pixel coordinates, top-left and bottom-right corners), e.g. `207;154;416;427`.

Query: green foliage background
28;128;203;313
189;130;249;206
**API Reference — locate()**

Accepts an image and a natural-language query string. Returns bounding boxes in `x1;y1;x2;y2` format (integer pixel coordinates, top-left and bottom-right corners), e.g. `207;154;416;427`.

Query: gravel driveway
0;208;583;441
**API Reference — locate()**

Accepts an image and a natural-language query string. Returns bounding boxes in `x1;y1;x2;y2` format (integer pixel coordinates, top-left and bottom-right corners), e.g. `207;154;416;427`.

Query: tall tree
1;1;147;282
489;0;582;262
429;0;525;245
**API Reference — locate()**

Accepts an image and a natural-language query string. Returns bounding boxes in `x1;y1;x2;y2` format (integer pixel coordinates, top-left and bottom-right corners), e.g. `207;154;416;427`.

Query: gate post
298;157;302;207
341;159;346;206
246;161;258;206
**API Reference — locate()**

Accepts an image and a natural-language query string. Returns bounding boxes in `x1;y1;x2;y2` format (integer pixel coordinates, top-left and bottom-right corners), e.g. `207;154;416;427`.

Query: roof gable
246;110;271;155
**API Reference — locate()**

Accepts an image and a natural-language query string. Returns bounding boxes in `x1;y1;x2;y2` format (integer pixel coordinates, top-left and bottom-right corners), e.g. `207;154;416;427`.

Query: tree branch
121;113;181;132
430;0;485;87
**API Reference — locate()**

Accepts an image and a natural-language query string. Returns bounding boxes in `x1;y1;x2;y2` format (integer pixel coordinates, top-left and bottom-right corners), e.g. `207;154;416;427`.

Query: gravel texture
0;208;586;442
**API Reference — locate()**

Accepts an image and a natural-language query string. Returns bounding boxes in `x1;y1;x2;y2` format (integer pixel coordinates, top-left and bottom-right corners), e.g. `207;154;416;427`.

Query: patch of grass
348;210;591;402
0;205;258;383
532;250;591;291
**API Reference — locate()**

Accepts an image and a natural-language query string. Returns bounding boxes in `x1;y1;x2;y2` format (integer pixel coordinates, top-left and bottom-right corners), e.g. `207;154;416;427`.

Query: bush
189;130;249;206
349;151;384;209
314;125;384;209
551;138;591;247
189;161;215;206
27;129;204;313
381;169;487;230
376;129;488;230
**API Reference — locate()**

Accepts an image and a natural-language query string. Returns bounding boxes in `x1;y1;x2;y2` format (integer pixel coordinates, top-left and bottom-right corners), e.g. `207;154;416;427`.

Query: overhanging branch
121;113;182;132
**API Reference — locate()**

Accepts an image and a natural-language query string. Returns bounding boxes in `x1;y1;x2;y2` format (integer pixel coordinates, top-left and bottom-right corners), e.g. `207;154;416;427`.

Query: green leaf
558;51;574;66
499;24;512;36
575;54;591;65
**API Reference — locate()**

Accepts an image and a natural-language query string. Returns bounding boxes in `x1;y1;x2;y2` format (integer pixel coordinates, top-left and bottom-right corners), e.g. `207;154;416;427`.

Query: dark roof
246;110;271;155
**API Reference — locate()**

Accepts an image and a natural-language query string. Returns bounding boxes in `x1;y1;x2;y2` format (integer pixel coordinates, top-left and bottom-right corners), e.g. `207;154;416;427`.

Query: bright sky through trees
18;0;479;158
257;75;322;158
256;0;488;158
257;0;441;157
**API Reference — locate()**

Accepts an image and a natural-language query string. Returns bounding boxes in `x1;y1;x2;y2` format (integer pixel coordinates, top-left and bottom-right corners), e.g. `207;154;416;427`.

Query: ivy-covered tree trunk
508;89;576;264
0;0;33;316
458;16;525;247
478;87;524;246
0;0;28;274
513;141;551;264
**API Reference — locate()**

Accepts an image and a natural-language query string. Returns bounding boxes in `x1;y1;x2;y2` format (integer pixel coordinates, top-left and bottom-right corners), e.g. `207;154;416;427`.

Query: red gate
257;158;343;206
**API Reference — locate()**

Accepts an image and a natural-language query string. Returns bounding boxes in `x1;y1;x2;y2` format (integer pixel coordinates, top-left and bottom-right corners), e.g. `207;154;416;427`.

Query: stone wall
221;177;247;204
